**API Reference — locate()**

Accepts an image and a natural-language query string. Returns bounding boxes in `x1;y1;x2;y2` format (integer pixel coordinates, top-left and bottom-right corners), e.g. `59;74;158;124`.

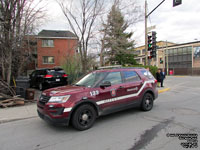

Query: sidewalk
0;86;170;124
0;89;41;124
0;103;38;124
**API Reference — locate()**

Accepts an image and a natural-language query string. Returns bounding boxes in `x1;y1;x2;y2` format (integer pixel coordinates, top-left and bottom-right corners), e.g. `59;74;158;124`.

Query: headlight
48;95;71;103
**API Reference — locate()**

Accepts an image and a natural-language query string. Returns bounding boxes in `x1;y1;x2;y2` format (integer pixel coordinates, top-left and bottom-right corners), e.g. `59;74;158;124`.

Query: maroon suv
37;67;158;130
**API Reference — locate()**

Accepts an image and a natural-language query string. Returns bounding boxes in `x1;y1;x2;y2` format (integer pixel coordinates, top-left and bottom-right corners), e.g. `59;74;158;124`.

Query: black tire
72;104;96;131
141;93;154;111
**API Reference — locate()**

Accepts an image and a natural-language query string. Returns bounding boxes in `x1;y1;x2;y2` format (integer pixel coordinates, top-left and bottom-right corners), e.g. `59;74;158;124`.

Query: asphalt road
0;76;200;150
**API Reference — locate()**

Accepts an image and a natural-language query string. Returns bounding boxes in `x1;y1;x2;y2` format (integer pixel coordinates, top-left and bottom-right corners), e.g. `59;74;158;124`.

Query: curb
168;76;186;77
0;116;38;125
158;88;170;94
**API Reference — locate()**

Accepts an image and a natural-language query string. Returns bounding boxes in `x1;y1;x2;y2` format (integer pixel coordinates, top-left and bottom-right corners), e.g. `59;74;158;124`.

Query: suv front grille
39;95;51;106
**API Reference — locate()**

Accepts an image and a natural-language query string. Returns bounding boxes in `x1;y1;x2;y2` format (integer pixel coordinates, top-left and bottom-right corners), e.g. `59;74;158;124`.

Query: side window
102;72;122;85
35;71;40;76
123;71;141;83
38;70;45;76
41;70;46;75
141;70;154;79
37;70;42;75
31;71;36;77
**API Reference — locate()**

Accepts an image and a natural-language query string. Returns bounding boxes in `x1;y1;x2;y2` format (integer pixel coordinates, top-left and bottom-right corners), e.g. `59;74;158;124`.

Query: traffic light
147;33;152;59
160;58;163;64
148;34;152;51
152;31;157;58
173;0;182;7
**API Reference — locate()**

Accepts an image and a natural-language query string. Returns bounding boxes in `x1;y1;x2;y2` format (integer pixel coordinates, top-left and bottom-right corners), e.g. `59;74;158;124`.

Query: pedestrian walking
156;69;161;87
160;69;166;87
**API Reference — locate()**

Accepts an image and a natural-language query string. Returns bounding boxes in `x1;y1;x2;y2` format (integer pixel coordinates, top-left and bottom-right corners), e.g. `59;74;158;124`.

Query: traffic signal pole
145;0;182;66
145;0;148;66
145;0;166;66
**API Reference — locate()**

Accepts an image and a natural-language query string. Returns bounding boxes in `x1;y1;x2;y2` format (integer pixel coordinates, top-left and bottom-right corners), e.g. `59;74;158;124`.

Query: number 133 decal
90;90;99;96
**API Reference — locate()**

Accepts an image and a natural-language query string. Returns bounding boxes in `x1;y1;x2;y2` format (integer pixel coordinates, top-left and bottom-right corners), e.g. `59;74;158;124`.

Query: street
0;76;200;150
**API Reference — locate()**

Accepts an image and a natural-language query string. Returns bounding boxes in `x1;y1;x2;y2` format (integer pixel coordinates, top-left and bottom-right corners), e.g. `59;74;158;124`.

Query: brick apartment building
37;30;78;68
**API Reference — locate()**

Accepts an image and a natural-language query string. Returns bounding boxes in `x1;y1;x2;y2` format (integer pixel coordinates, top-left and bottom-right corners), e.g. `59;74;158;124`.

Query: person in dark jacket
160;69;166;87
156;69;161;87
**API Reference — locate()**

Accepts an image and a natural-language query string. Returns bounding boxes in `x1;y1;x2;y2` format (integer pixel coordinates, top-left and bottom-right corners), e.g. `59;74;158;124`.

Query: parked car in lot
37;67;158;130
29;68;68;90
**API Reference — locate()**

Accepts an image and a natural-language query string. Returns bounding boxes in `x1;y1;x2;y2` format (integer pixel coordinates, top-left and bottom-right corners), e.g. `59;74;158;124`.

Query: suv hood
43;85;86;96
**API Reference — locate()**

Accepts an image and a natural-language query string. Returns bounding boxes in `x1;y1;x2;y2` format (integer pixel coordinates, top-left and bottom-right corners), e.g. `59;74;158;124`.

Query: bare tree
57;0;104;72
0;0;46;85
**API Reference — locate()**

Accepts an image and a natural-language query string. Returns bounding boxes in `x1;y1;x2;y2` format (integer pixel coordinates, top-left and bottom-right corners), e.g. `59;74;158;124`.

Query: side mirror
100;81;111;88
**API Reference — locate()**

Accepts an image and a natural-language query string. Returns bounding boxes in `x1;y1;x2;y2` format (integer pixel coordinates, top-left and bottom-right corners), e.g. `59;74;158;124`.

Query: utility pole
166;41;169;75
145;0;148;66
145;0;166;66
144;0;182;67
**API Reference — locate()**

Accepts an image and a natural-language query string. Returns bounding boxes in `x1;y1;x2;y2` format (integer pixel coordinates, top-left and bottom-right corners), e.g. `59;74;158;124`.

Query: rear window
141;70;154;79
123;71;141;83
47;69;65;75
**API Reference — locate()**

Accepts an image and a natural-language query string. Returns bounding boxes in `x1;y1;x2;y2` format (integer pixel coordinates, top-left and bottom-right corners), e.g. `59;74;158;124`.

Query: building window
142;49;146;55
42;40;54;47
135;59;140;64
133;50;140;55
43;56;54;64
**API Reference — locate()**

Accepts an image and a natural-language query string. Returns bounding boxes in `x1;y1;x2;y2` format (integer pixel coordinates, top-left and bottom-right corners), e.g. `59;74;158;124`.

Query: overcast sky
40;0;200;47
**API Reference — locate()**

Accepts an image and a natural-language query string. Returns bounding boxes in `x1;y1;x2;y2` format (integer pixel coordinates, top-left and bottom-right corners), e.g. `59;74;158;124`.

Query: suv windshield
75;72;106;87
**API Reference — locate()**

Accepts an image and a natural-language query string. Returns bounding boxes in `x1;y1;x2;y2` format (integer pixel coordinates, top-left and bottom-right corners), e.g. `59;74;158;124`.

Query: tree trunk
100;39;105;66
1;61;6;81
1;50;6;80
81;59;87;74
6;50;12;85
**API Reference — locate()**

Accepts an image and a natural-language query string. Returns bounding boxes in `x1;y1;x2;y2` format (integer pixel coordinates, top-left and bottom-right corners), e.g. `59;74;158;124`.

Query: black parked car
29;68;68;90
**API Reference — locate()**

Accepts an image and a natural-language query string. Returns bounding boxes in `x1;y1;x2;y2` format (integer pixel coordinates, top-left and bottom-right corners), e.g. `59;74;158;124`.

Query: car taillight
155;80;157;83
62;74;68;77
44;75;53;78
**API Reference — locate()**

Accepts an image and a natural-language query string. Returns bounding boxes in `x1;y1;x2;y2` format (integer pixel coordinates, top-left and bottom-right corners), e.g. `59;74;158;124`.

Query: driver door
94;71;127;112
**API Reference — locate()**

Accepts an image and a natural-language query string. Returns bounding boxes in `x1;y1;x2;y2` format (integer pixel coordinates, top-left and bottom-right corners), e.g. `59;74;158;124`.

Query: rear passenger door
35;71;41;86
121;71;143;103
30;71;37;86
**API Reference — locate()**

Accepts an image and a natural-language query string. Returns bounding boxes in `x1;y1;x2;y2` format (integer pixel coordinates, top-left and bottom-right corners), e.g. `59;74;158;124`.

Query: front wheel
72;105;96;131
141;93;154;111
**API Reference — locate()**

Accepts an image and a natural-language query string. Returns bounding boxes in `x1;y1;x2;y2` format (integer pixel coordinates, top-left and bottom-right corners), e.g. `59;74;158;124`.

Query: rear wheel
72;104;96;131
141;93;154;111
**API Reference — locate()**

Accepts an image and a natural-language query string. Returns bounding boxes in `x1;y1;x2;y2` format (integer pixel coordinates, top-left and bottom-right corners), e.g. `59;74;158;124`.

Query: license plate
56;79;60;82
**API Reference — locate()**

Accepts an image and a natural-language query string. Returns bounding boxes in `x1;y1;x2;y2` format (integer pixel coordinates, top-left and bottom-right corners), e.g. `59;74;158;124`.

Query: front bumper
37;109;70;126
37;100;72;126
